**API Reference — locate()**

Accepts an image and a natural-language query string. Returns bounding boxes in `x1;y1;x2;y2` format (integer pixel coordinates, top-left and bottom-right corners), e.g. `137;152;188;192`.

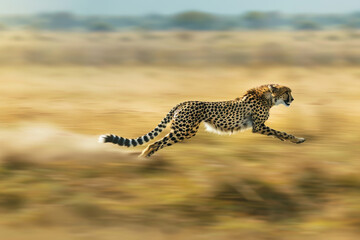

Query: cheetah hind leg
140;142;161;158
139;123;201;158
139;132;179;158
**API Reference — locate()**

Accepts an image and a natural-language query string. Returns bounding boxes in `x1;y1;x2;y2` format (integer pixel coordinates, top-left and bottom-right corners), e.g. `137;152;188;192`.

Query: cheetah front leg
253;123;306;144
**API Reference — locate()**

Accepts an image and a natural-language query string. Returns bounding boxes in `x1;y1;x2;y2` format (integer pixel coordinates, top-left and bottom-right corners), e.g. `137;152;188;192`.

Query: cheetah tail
98;103;182;147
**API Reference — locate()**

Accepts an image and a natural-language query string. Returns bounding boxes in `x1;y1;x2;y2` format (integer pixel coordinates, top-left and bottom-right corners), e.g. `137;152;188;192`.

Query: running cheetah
99;84;305;157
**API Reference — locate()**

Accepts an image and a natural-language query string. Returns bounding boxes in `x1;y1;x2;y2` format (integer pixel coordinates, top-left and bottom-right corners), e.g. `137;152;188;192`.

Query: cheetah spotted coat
99;84;305;157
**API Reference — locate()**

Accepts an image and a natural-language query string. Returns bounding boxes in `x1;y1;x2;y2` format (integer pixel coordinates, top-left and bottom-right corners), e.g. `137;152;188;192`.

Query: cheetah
99;84;306;157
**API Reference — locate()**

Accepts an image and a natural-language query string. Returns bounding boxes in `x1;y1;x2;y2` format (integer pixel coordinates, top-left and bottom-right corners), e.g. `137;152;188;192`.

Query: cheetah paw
295;137;306;144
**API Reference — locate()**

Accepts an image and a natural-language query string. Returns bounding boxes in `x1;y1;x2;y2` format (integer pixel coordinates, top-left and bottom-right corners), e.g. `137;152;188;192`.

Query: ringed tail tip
98;134;108;143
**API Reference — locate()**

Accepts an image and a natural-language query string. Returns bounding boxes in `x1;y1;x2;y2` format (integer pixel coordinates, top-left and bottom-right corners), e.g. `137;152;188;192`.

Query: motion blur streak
0;7;360;240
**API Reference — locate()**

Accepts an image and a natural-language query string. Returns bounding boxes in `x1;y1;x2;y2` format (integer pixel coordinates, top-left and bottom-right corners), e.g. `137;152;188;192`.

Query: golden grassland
0;31;360;239
0;30;359;65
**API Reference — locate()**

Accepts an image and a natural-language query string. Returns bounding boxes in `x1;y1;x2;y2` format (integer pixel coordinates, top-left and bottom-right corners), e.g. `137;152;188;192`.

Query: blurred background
0;0;360;239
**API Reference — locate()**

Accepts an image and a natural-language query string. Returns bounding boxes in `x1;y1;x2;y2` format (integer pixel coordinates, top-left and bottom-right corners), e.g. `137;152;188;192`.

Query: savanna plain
0;30;360;240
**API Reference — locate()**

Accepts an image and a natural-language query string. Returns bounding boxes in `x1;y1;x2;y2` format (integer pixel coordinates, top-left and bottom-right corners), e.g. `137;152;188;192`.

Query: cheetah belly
204;118;253;135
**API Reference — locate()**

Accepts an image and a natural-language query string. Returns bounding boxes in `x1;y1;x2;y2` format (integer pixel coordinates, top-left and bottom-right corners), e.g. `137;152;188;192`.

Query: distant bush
38;12;80;30
243;11;268;29
87;21;114;32
295;20;321;30
344;13;360;29
172;11;217;30
0;11;359;31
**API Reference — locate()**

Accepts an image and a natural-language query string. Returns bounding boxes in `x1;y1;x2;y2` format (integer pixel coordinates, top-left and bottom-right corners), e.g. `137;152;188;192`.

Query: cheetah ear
268;84;278;93
264;91;272;100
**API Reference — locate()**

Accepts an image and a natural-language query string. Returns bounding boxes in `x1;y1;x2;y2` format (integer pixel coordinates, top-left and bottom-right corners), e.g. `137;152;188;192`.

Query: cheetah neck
241;92;274;110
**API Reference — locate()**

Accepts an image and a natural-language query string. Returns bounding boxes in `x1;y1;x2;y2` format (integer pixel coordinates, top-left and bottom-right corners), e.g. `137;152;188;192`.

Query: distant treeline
0;11;360;31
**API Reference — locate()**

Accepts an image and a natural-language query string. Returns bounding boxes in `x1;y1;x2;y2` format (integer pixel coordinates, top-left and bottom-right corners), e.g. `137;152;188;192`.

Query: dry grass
0;30;359;65
0;31;360;239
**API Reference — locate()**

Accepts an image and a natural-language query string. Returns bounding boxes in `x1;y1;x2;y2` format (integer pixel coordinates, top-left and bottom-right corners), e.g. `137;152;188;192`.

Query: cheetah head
268;84;294;107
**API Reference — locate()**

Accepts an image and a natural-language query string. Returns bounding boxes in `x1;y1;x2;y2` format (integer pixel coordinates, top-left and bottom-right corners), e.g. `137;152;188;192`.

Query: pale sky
0;0;359;15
